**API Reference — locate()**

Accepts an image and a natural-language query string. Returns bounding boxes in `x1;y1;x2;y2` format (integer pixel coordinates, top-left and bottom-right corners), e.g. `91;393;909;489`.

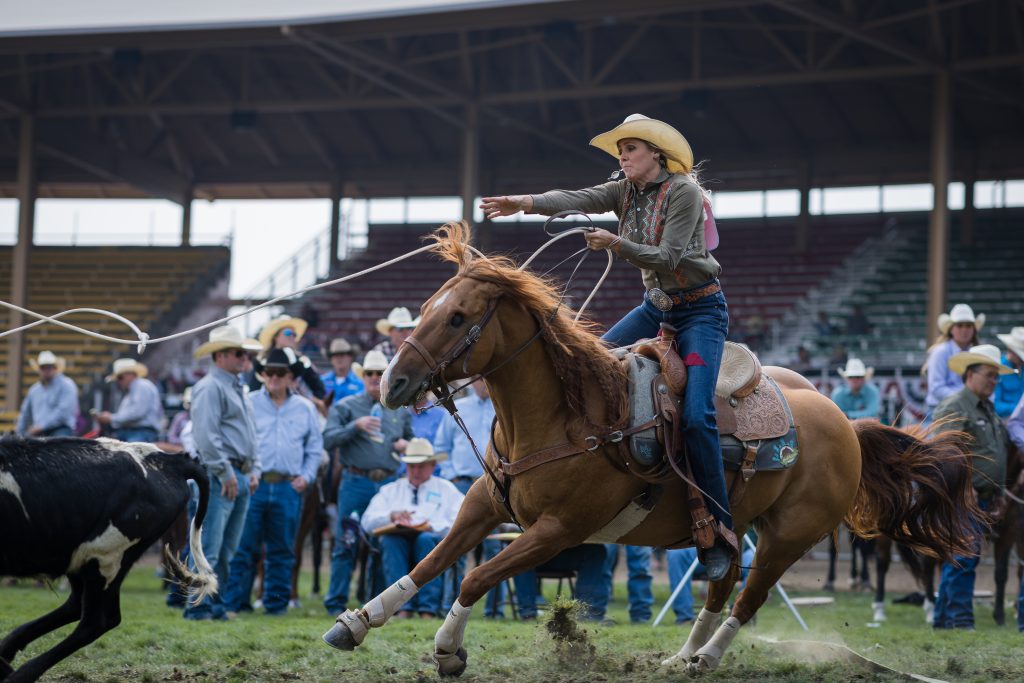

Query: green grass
1;567;1022;682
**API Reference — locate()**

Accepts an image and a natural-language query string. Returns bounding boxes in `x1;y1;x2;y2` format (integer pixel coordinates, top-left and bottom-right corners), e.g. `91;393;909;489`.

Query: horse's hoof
434;647;468;677
322;622;358;651
684;654;716;676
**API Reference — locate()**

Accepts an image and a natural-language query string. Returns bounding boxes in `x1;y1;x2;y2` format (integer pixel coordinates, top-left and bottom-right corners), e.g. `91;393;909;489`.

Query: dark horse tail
845;420;985;562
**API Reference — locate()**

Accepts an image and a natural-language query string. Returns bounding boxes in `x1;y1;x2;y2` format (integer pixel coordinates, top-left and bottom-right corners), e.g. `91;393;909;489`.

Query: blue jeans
222;480;302;615
514;545;608;619
379;532;446;614
667;545;756;623
41;426;73;437
184;467;251;620
115;426;159;442
934;497;988;630
324;471;394;613
603;288;731;530
595;544;653;622
442;477;505;616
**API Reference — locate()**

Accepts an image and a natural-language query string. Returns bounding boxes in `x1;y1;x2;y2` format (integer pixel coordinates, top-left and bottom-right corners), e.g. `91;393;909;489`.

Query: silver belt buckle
647;288;673;312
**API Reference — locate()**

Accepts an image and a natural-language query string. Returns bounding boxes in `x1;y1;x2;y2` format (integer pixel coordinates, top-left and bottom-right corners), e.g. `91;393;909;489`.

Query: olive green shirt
934;387;1011;498
530;170;721;291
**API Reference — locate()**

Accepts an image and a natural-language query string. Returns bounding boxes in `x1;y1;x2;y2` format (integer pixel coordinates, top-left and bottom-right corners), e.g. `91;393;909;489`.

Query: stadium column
180;185;193;246
926;71;952;343
795;163;811;252
328;176;342;275
960;176;975;248
461;104;485;249
7;114;35;412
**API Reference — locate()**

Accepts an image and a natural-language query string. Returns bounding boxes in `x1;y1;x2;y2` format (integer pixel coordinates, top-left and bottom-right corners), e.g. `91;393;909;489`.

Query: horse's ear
429;221;473;268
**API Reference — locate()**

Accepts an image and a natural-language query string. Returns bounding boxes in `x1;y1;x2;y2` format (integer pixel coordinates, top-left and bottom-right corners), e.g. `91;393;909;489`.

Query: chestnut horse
322;223;982;676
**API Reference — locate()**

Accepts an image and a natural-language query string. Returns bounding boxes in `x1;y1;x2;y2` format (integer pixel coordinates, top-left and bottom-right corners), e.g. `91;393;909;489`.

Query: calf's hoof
433;647;468;677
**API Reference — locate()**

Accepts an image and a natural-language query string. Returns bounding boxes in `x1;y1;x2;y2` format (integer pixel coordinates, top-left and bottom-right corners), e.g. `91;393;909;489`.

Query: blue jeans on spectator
114;426;159;443
183;466;251;620
602;289;732;530
223;479;302;615
514;545;608;619
442;476;505;616
379;532;446;615
667;545;756;623
324;471;394;614
934;497;988;630
594;544;653;623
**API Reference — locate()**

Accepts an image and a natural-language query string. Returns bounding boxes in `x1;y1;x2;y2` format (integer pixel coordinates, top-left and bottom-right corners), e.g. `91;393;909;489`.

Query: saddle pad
732;374;791;442
625;352;663;466
720;428;800;473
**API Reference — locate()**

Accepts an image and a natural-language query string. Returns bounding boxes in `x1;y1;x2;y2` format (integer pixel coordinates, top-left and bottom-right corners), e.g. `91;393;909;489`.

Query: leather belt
345;466;394;483
261;471;296;484
646;281;721;311
229;459;254;474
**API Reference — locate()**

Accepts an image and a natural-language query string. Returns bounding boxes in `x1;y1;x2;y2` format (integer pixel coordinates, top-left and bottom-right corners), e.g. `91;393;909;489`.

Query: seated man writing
361;438;464;618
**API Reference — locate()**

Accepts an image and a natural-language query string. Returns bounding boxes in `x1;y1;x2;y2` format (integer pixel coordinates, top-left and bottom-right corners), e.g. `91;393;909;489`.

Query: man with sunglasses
223;347;323;616
184;325;263;621
323;350;415;616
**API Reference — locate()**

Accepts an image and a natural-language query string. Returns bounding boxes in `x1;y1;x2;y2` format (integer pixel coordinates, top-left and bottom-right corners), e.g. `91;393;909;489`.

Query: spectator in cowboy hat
16;350;79;437
184;325;263;621
252;315;327;403
924;303;985;418
831;358;880;420
95;358;163;442
371;307;417;361
321;337;363;405
932;343;1015;630
360;438;464;618
323;349;415;615
995;327;1024;418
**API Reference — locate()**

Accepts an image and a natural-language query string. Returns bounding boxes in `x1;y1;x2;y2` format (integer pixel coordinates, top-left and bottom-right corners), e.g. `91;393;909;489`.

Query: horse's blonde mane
429;221;628;437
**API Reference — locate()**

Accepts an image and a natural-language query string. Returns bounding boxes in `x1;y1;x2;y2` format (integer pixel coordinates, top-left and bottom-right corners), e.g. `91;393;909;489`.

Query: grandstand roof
1;0;1022;202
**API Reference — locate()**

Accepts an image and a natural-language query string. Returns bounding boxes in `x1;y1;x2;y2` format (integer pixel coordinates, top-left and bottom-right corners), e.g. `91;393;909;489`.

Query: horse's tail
845;420;984;562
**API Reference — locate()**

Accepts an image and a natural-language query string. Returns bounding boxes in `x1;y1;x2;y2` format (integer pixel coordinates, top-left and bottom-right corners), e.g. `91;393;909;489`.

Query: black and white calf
0;437;216;683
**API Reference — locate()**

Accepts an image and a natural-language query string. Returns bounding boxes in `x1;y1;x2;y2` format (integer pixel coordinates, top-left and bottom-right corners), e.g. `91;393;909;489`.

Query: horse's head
381;223;505;408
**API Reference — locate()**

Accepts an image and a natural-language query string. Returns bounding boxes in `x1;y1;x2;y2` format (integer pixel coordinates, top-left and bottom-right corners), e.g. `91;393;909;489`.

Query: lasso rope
0;228;614;354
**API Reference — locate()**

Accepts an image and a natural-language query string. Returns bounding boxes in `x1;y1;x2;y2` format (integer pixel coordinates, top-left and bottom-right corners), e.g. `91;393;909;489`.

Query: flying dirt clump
544;597;596;666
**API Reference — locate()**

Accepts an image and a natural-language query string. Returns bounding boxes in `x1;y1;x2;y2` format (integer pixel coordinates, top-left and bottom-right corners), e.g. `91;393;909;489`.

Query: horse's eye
450;313;464;327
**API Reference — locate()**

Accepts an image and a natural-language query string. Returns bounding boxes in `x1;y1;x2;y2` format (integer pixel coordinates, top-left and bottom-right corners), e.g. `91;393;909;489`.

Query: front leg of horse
322;491;501;653
433;518;577;678
663;563;739;668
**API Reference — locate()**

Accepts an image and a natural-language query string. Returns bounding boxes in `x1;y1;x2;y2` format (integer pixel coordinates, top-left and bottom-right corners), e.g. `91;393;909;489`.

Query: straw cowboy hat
947;344;1016;376
258;315;309;349
354;350;390;379
838;358;874;380
997;327;1024;359
193;325;262;359
106;358;149;381
937;303;985;336
327;338;355;356
29;350;66;373
375;307;417;336
399;437;447;464
590;113;694;174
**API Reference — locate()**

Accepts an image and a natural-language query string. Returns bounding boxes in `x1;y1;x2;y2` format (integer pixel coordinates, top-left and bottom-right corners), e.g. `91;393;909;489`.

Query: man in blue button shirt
321;338;363;405
16;351;78;437
224;347;323;616
95;358;163;442
830;358;880;420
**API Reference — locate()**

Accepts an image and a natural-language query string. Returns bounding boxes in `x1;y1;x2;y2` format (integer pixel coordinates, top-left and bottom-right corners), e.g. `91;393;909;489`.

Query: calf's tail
163;459;218;604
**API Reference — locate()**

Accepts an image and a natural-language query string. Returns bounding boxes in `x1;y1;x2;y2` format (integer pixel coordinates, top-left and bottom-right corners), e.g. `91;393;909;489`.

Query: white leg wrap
662;608;721;666
923;598;935;625
872;601;886;622
434;600;473;675
687;616;741;674
336;609;370;646
364;575;419;627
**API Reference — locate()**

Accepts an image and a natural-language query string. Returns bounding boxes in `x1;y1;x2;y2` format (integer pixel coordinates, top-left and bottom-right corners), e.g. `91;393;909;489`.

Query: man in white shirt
361;438;464;618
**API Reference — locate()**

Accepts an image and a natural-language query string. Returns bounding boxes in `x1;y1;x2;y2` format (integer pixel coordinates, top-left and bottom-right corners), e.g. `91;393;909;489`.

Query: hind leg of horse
4;570;123;683
0;574;84;678
992;530;1011;626
322;481;503;655
922;558;937;624
873;537;890;622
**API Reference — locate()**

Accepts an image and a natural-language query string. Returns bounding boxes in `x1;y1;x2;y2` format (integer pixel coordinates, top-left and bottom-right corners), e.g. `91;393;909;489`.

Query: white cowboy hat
937;303;985;336
327;338;355;356
258;315;309;349
106;358;149;381
29;350;66;373
589;114;694;174
354;349;390;379
997;327;1024;359
193;325;262;359
838;358;874;380
400;437;447;464
947;344;1016;376
375;307;417;336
